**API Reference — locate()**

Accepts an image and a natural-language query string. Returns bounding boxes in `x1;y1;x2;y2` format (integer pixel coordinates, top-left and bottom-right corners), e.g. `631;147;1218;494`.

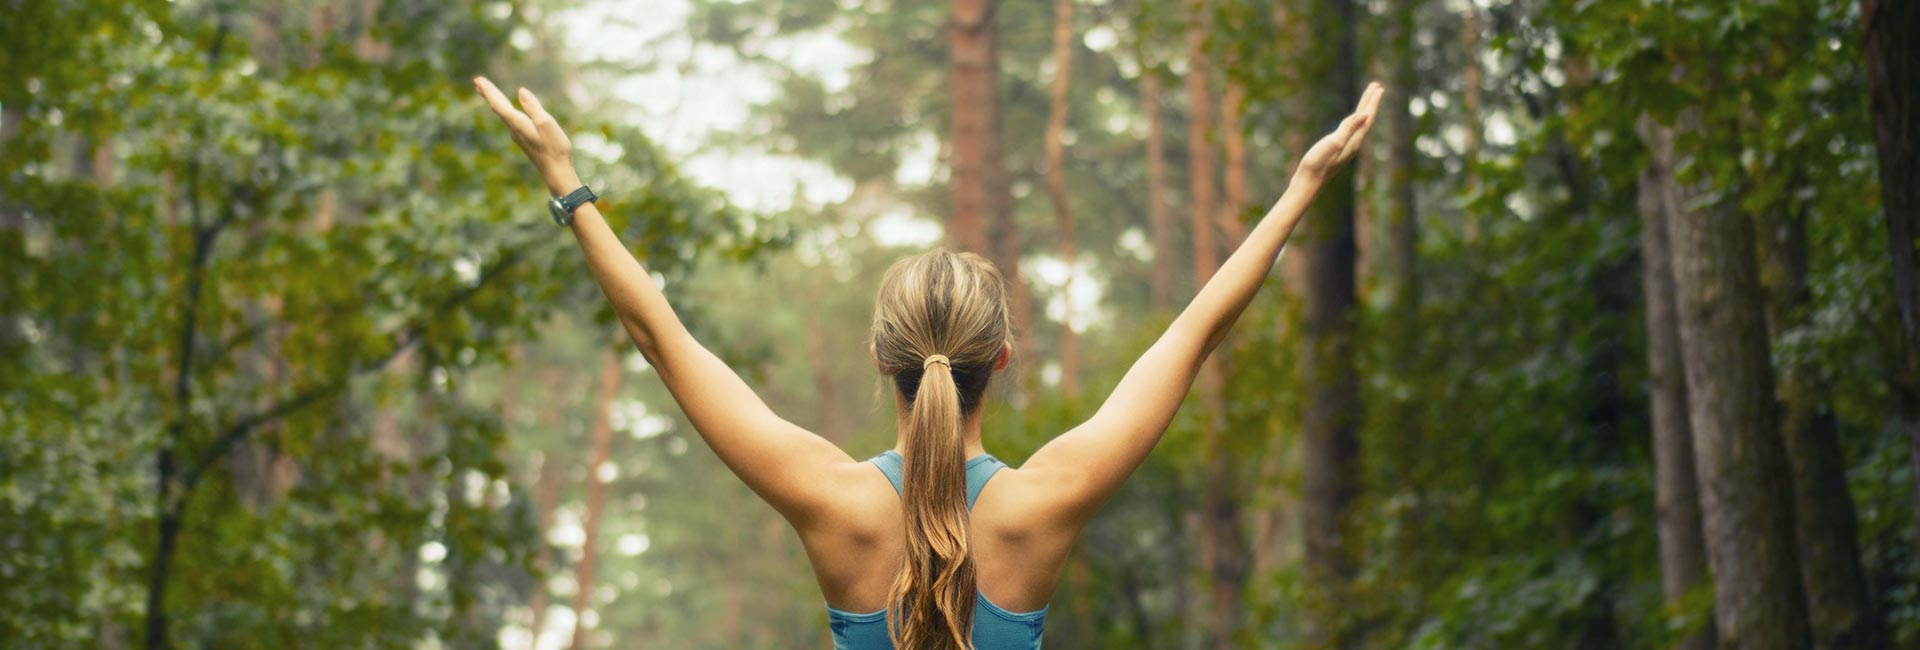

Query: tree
948;0;1002;256
1645;115;1811;650
1756;162;1885;649
1044;0;1080;396
1636;141;1715;650
1144;63;1175;313
1296;0;1363;646
571;337;626;649
1861;0;1920;542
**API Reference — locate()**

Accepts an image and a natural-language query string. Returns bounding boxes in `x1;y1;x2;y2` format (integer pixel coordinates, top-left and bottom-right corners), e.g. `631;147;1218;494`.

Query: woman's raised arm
474;77;854;523
1020;82;1385;524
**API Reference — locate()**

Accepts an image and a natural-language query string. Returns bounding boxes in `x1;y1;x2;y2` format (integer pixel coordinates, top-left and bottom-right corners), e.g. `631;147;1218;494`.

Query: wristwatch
548;185;597;226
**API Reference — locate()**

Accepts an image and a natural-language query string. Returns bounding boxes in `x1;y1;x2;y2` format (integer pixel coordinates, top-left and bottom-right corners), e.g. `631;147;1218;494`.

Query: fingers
518;87;554;125
1356;81;1384;119
473;76;533;132
1336;82;1385;160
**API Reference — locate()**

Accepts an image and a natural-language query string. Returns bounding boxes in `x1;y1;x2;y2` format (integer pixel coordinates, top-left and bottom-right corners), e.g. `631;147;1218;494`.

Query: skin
475;76;1383;615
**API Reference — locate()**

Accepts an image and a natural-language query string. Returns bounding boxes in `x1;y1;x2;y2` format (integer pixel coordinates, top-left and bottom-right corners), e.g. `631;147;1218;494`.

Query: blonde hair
870;249;1012;650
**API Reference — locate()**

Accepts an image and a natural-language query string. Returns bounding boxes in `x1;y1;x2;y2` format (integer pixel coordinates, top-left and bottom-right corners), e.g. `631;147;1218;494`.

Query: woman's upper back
807;450;1079;649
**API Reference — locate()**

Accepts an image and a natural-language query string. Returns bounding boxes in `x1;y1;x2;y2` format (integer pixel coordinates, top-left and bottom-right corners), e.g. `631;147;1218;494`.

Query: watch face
549;198;568;225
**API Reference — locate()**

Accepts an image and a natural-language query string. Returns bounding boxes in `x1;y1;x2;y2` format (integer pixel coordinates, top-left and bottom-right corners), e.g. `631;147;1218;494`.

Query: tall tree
1383;0;1419;312
1143;65;1175;313
1221;79;1249;247
1646;115;1810;650
1297;0;1362;646
948;0;1002;256
570;339;625;650
1185;2;1249;647
1756;177;1885;649
1185;0;1218;292
1861;0;1920;537
1636;146;1715;650
1045;0;1079;397
948;0;1027;395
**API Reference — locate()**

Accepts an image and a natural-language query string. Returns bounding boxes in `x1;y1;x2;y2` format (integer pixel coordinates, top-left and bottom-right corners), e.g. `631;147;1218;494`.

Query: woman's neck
891;396;989;459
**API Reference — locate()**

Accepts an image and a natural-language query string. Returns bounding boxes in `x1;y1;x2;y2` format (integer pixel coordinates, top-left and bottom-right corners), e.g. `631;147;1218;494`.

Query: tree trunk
1459;3;1483;241
1045;0;1079;397
1298;0;1362;646
1184;3;1248;647
947;0;998;255
1756;178;1886;650
950;0;1027;399
1184;0;1217;291
1637;148;1716;650
529;369;565;646
1143;68;1174;313
570;339;625;650
1221;81;1248;248
528;451;561;644
1861;0;1920;551
1646;116;1810;650
1385;0;1419;313
801;312;845;437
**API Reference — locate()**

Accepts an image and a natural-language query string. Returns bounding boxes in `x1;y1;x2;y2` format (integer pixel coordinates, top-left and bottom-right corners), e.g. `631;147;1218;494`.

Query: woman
474;75;1383;649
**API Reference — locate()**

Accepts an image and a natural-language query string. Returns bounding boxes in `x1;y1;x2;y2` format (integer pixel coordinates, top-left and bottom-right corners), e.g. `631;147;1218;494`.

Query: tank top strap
869;450;1007;510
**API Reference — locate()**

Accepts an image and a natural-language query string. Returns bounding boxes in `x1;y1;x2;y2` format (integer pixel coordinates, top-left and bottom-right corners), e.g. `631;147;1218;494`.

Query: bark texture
1045;0;1079;396
1637;152;1715;650
570;341;625;650
1298;0;1362;647
1647;117;1810;650
1861;0;1920;548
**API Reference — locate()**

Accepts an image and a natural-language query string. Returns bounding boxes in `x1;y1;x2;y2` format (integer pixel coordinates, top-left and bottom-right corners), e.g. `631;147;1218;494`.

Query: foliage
2;0;1910;648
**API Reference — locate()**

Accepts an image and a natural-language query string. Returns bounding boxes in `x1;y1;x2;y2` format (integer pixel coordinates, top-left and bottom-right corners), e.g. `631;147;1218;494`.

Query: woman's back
819;450;1052;649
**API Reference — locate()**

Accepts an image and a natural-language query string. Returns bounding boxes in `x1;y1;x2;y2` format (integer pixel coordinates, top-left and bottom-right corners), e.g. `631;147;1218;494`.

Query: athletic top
825;450;1049;650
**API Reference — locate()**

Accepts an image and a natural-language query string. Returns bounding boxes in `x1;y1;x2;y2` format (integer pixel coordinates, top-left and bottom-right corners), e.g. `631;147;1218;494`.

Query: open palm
473;76;575;192
1295;82;1385;184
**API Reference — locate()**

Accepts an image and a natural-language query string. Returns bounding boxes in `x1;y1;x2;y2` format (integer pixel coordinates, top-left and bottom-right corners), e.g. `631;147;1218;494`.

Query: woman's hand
1292;82;1385;189
474;76;580;195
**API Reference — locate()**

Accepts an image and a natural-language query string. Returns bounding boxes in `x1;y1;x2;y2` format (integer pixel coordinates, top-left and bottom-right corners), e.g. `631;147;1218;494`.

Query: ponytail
869;249;1011;650
887;354;977;650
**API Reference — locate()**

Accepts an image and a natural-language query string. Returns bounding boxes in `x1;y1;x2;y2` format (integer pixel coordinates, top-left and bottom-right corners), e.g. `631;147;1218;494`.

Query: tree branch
171;244;529;504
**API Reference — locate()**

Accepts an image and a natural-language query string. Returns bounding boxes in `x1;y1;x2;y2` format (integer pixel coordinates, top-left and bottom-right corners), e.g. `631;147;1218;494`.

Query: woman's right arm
474;78;855;524
1020;82;1384;523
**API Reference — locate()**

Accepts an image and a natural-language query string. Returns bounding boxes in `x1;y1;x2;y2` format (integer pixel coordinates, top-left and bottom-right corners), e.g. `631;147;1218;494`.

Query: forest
2;0;1917;648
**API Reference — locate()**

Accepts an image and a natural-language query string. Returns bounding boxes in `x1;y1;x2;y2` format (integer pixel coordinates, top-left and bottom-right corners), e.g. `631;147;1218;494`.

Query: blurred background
3;0;1915;648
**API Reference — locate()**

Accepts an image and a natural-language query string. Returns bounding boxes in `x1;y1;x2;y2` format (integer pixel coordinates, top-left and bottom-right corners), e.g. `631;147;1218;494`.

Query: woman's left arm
475;77;853;522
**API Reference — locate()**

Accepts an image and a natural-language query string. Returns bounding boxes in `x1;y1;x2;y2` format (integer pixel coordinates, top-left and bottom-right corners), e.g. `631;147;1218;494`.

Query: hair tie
923;354;951;369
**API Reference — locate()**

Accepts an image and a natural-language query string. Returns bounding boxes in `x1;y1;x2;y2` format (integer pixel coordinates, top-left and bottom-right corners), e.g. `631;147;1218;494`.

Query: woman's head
871;249;1012;406
869;249;1011;650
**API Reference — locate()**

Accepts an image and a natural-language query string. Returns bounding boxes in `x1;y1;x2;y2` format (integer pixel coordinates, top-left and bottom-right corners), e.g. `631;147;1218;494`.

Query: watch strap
550;185;596;226
558;185;597;210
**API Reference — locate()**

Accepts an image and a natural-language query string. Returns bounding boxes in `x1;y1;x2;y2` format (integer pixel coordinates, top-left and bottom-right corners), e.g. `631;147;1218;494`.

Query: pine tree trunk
570;339;625;650
1184;0;1217;292
1646;115;1810;650
1636;147;1715;650
529;366;565;646
947;0;998;255
1298;0;1362;646
1221;81;1248;248
1459;3;1483;241
1184;2;1248;646
1045;0;1079;397
801;312;845;438
1143;69;1174;313
1860;0;1920;551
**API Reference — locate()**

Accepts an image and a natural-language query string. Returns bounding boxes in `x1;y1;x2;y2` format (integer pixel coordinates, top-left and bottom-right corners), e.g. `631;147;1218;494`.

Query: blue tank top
824;450;1048;650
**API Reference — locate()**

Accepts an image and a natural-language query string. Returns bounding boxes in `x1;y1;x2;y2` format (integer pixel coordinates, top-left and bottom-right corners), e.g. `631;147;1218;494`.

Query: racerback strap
870;450;1006;510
